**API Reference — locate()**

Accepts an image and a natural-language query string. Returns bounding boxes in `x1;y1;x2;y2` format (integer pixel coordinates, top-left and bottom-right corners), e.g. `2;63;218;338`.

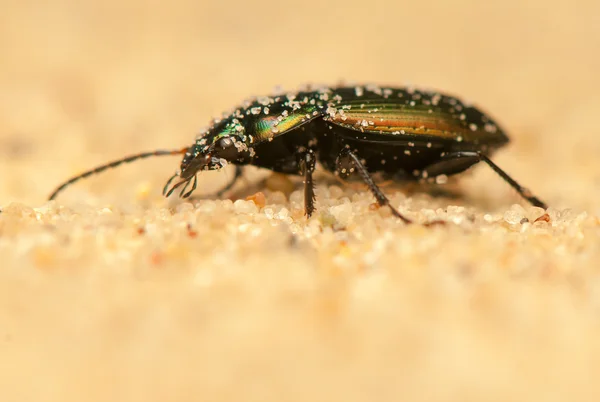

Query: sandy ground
1;1;600;401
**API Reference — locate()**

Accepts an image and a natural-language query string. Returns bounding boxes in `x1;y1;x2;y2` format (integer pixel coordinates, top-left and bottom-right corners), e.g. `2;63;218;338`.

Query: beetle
48;84;547;223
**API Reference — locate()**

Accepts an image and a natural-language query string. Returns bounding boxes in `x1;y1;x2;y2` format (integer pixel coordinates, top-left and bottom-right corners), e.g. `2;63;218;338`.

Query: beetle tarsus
339;148;412;224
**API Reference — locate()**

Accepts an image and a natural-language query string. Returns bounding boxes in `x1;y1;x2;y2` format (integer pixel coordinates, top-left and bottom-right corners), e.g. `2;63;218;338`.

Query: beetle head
163;120;253;198
180;134;252;178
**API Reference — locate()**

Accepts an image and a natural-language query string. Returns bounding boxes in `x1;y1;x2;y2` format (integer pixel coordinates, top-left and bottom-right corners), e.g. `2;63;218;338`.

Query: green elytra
183;85;504;157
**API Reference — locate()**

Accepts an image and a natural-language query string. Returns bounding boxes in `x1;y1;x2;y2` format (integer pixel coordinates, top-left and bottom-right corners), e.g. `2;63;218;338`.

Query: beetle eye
214;137;240;161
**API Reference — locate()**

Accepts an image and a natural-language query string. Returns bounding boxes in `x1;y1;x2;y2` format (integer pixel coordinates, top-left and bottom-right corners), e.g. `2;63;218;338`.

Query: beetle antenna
48;148;188;201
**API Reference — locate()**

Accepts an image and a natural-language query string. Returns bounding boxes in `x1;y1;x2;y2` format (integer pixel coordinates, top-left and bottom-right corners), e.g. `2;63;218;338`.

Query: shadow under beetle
49;84;547;223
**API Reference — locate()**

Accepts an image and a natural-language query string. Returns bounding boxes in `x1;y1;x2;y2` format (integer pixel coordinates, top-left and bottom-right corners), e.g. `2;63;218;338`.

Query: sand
1;1;600;401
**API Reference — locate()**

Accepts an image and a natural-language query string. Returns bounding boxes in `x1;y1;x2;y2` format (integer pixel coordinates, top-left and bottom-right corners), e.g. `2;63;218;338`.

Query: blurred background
1;0;599;210
2;1;600;402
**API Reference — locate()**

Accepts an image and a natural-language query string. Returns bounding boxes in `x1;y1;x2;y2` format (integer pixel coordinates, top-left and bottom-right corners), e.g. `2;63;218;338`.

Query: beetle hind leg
423;151;547;209
338;148;412;224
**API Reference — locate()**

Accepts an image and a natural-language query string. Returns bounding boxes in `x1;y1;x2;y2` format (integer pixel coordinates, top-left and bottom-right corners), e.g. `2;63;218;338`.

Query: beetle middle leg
299;150;317;217
422;151;547;209
337;148;412;224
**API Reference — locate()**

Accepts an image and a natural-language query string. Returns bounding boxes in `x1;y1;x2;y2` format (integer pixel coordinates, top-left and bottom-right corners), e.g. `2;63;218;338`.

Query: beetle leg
423;151;547;209
299;151;317;217
214;166;243;197
339;148;412;224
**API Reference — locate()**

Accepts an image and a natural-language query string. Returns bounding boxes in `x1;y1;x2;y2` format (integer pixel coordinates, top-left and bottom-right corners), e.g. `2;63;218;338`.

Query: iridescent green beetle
49;84;547;223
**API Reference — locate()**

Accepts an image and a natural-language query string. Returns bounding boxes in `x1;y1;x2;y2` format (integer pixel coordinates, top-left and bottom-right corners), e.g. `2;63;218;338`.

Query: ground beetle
49;84;547;223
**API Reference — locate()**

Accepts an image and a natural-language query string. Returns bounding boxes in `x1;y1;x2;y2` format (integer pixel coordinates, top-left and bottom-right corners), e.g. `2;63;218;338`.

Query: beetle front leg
299;150;317;217
337;148;412;224
423;151;548;209
214;165;244;197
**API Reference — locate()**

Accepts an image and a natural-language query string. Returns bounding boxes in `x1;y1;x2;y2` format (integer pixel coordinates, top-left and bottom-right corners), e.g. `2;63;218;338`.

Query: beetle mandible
49;84;547;223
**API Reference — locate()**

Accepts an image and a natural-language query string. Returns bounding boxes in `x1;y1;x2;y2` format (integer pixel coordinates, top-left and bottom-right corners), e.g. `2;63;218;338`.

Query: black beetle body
49;84;547;223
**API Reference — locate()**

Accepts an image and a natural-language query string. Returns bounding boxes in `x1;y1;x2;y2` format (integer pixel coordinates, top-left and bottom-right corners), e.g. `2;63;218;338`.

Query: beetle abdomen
316;124;459;178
